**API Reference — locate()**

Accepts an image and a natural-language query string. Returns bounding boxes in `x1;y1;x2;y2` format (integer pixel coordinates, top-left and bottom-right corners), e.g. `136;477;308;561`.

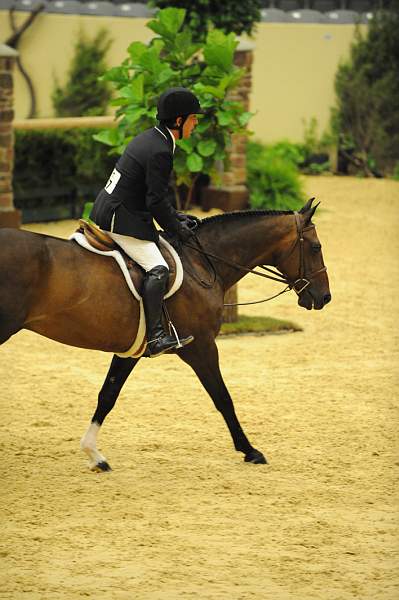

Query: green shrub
300;117;331;174
265;140;306;168
14;129;114;210
149;0;262;42
246;141;305;211
52;29;113;117
250;132;331;178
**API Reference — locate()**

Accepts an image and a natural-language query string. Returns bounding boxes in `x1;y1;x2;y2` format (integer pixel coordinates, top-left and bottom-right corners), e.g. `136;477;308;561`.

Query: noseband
183;211;327;306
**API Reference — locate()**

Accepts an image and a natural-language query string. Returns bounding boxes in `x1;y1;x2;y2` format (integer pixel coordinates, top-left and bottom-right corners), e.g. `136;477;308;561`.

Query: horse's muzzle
298;290;331;310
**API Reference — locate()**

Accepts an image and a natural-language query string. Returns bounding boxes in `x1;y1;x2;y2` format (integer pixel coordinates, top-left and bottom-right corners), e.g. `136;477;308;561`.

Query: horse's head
277;199;331;310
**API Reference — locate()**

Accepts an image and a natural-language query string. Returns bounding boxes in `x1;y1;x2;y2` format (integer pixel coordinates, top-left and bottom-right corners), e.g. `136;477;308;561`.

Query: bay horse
0;198;330;470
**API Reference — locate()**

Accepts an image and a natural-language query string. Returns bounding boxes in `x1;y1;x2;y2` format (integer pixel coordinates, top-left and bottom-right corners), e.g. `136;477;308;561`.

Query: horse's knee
92;386;119;425
98;387;118;408
0;313;21;345
0;328;19;345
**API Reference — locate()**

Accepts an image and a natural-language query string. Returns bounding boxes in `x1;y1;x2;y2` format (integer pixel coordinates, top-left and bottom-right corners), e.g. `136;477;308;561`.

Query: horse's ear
299;197;316;214
300;198;320;224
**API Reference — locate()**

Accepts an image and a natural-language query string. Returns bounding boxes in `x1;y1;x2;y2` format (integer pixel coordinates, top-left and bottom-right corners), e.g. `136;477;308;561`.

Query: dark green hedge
332;8;399;176
14;128;115;211
13;128;322;219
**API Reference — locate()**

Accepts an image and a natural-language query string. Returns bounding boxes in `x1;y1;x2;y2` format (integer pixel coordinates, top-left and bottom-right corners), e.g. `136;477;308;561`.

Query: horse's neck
198;214;294;290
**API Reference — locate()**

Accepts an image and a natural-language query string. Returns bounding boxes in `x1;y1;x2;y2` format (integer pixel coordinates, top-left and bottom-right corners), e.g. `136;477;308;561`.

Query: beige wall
1;13;153;119
248;23;362;142
1;11;362;143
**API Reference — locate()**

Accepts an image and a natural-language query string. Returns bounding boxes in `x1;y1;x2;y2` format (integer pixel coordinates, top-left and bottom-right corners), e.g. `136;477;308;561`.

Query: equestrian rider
90;87;204;358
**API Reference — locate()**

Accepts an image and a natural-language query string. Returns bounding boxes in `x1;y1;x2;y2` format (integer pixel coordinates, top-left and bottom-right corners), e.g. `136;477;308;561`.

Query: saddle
77;219;178;294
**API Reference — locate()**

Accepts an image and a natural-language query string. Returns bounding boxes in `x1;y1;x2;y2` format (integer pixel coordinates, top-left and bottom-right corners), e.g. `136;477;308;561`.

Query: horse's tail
0;228;46;345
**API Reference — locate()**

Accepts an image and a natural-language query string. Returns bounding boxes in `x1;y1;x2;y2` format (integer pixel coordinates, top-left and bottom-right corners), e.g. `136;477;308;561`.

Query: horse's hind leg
81;355;140;472
178;339;267;464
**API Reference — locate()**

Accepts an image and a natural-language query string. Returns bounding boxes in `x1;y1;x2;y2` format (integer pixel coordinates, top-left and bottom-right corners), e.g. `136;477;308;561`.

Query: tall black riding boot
142;265;193;358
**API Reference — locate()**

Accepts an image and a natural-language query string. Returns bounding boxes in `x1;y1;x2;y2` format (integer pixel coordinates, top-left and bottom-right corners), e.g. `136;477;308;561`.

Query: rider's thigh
107;232;168;272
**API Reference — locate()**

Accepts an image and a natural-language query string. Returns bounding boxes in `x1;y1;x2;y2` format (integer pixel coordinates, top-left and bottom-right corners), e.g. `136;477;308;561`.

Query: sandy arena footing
0;176;398;600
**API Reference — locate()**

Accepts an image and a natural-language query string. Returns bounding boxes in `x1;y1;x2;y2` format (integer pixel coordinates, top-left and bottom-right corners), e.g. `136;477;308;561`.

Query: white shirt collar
154;126;176;154
166;127;176;153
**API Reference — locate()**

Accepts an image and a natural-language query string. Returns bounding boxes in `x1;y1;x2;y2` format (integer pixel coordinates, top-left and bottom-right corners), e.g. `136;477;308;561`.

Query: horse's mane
199;209;294;228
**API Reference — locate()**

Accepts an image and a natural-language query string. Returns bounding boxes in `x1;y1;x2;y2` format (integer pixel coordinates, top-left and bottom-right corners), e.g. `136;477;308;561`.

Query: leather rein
184;211;327;307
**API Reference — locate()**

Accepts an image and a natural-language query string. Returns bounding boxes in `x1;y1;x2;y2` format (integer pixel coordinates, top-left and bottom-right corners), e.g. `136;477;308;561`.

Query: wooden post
223;286;239;323
0;44;21;229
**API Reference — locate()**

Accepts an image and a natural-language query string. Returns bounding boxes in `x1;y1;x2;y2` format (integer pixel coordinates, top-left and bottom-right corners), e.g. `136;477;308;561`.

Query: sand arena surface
0;176;398;599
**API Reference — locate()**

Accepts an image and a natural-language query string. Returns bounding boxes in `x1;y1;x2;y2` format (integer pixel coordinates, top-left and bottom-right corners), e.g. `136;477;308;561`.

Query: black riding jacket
90;126;180;242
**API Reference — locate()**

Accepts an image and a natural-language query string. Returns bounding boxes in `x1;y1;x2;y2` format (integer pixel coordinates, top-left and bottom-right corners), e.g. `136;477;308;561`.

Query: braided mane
199;208;294;228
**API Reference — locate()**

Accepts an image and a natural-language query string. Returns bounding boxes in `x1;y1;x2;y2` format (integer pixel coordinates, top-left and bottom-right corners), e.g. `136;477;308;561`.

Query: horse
0;198;330;470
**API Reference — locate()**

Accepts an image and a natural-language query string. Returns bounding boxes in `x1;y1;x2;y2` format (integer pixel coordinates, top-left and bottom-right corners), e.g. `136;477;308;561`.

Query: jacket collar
154;125;175;153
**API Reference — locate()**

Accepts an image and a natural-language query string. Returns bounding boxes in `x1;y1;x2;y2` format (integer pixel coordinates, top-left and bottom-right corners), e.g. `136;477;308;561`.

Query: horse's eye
311;243;321;253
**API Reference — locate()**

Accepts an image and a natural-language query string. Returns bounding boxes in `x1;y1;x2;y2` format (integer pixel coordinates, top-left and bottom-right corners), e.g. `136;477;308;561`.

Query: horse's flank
0;229;139;352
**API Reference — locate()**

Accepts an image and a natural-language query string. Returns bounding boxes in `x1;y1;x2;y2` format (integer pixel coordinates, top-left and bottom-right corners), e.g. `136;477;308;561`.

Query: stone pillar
0;44;21;229
202;40;255;213
202;41;255;323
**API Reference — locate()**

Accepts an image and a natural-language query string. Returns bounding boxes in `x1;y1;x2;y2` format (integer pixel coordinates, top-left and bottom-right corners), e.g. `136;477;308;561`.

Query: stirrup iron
163;302;193;350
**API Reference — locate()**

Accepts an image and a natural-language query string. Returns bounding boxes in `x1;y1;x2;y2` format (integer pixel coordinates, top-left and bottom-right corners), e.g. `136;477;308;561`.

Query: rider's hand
177;221;195;242
177;212;201;229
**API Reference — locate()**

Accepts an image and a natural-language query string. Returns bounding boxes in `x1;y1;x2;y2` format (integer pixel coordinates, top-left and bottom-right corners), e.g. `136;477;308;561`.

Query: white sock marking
80;422;107;468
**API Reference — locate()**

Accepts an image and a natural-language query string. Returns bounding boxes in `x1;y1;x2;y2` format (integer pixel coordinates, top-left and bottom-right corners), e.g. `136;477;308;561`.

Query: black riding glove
177;221;195;242
176;212;201;229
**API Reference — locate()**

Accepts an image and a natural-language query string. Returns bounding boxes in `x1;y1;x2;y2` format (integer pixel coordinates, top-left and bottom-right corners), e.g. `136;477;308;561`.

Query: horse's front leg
178;339;267;464
80;355;140;472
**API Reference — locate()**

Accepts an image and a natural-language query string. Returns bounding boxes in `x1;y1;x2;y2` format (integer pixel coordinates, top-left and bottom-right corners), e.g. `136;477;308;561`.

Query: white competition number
104;168;121;194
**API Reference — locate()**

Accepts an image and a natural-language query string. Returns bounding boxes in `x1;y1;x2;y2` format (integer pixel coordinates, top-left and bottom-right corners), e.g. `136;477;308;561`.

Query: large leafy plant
94;7;252;208
149;0;262;43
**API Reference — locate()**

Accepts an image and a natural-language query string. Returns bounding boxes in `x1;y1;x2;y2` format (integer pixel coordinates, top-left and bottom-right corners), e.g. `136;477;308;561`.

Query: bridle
183;211;327;307
270;211;327;296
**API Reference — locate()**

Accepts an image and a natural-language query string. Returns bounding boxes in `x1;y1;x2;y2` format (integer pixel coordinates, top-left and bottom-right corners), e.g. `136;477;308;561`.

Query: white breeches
107;231;168;272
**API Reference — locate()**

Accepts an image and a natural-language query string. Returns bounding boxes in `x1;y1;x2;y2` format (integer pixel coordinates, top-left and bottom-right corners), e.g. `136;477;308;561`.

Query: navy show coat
90;126;180;243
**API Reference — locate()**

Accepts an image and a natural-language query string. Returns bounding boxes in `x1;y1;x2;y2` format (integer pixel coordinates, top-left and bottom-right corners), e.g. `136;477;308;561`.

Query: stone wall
0;45;21;228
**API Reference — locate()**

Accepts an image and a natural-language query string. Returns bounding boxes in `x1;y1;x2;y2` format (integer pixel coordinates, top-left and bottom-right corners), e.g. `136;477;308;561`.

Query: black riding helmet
156;87;204;139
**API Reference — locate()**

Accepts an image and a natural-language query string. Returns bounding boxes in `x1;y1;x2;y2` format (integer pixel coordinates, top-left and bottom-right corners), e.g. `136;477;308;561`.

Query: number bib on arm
104;168;121;194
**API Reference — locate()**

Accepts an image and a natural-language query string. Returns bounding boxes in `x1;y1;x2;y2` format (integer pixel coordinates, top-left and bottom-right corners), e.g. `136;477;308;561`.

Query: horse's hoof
91;460;112;472
244;450;268;464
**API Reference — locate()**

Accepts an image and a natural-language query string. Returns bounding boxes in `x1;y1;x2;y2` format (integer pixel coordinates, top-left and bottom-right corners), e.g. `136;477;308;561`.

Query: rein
184;238;292;306
184;212;326;307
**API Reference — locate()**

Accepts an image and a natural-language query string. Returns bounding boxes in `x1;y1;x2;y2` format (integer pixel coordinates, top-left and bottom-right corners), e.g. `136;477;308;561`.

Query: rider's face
176;114;198;138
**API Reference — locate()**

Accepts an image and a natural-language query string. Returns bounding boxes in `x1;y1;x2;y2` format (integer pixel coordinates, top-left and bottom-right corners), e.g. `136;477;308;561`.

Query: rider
90;87;204;358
